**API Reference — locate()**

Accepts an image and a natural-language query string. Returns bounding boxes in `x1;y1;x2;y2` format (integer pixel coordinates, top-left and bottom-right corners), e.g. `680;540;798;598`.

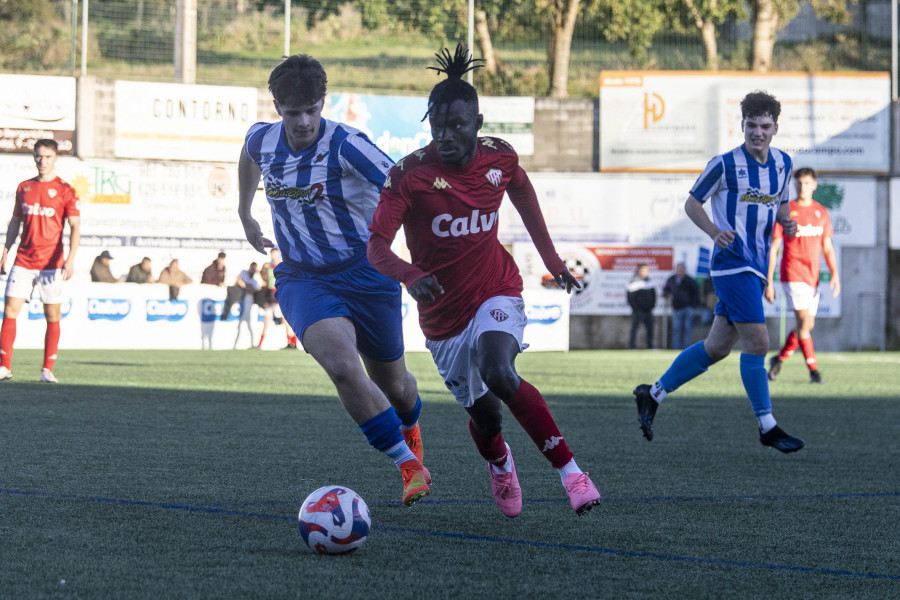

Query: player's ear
475;113;484;132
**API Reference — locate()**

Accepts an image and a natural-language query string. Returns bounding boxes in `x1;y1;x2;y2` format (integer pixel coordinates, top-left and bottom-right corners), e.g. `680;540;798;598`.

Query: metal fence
0;0;895;96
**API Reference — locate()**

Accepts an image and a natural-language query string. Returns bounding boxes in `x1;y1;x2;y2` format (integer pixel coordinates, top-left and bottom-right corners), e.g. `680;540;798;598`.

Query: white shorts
782;282;820;315
425;296;527;408
4;266;66;304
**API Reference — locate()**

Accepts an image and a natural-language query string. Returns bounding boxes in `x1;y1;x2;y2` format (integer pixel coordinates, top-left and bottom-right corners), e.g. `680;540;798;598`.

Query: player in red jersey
0;139;81;383
765;167;840;384
368;46;600;517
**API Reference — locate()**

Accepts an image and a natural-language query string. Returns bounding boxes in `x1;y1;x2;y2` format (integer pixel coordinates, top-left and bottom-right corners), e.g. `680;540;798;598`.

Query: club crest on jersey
485;168;502;188
432;177;452;190
314;152;329;163
490;309;509;322
48;188;58;198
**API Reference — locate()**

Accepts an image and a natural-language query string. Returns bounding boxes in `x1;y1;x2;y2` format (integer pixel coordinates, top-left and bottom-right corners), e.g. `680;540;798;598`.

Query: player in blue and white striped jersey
633;91;806;453
237;55;430;506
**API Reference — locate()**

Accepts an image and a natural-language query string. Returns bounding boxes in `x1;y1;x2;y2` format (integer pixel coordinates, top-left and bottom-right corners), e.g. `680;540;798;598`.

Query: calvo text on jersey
431;210;498;238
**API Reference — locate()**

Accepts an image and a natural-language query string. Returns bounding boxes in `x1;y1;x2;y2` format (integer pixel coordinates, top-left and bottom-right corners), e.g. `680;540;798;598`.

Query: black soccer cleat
633;384;658;441
809;369;824;384
759;425;805;453
767;356;782;381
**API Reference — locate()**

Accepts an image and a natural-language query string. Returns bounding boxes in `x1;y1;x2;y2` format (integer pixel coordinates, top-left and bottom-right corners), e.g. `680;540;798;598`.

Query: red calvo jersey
371;138;524;340
773;199;833;287
12;176;80;270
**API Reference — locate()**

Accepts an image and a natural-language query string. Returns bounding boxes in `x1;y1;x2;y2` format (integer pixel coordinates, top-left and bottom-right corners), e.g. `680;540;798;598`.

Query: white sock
758;413;777;433
650;381;667;403
489;445;512;475
386;440;418;468
557;458;582;484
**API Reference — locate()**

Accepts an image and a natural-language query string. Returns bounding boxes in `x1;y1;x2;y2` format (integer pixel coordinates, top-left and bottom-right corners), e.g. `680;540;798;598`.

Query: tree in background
667;0;744;71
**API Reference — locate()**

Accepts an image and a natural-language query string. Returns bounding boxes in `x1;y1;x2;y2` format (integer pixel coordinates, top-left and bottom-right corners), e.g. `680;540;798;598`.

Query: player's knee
480;364;519;399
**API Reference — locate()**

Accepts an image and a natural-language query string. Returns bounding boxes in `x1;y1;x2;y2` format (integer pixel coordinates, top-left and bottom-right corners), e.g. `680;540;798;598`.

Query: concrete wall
68;78;896;351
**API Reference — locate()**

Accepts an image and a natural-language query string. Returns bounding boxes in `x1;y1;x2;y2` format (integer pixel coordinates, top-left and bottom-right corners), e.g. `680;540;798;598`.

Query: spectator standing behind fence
663;262;700;350
626;263;656;349
127;257;156;284
0;138;81;384
158;258;193;300
232;262;260;349
201;252;227;286
90;250;124;283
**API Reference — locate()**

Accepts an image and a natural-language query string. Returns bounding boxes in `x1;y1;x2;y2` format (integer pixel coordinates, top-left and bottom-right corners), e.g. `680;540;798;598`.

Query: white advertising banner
891;179;900;250
505;173;876;316
599;71;890;173
114;81;258;161
480;97;535;156
0;75;76;154
0;282;568;352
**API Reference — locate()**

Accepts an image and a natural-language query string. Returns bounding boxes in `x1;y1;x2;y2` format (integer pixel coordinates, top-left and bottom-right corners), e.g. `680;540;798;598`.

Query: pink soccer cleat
488;444;522;518
564;472;600;516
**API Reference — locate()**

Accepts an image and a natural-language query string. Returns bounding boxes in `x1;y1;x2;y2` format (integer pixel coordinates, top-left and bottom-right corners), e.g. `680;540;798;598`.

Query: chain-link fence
0;0;894;97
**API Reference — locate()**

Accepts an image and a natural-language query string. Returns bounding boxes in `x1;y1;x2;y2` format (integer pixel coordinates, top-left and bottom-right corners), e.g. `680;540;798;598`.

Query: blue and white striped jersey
689;145;792;280
244;118;394;272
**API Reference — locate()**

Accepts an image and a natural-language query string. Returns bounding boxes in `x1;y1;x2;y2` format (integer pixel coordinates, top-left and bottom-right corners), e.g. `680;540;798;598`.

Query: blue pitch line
3;487;898;581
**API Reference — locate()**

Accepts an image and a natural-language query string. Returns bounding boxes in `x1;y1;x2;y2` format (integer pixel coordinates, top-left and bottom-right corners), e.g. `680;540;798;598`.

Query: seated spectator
90;250;124;283
127;257;156;284
201;251;227;286
158;258;193;300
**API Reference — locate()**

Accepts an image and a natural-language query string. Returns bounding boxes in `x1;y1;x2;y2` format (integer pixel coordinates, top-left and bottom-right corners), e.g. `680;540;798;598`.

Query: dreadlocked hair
422;44;483;121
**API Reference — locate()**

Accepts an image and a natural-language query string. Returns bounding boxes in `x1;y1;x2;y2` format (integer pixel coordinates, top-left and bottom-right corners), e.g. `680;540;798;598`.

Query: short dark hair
740;91;781;122
268;54;327;106
217;251;226;259
423;45;483;122
33;139;58;153
141;257;151;263
794;167;817;180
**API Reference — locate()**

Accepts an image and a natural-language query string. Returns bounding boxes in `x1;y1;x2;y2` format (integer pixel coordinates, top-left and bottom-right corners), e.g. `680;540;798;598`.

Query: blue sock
658;341;713;393
359;407;405;452
396;395;422;429
740;353;773;417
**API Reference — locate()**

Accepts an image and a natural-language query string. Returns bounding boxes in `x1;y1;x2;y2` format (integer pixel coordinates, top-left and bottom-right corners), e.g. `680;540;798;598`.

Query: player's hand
241;217;275;254
831;276;841;298
408;275;444;303
780;218;798;238
554;269;581;294
713;229;736;248
764;282;775;304
63;259;75;281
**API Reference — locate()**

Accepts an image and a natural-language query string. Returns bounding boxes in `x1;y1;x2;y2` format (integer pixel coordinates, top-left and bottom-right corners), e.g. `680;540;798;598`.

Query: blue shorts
274;257;404;362
712;271;766;324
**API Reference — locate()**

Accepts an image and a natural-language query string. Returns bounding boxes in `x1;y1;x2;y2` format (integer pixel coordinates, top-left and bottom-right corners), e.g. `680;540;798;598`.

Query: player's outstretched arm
237;147;274;254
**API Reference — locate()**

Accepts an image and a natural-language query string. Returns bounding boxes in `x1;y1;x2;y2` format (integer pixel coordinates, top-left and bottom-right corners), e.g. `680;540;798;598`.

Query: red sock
289;334;298;346
1;317;15;369
468;419;508;463
505;379;574;469
257;333;265;347
799;337;817;371
779;330;800;361
44;321;60;371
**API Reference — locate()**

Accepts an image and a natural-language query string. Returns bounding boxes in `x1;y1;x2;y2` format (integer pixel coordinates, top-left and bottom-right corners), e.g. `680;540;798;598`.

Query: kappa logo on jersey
383;175;392;190
485;168;502;188
20;202;57;217
432;178;452;190
87;298;131;321
395;158;407;170
431;210;497;238
490;309;509;322
146;299;189;322
414;149;426;160
541;436;564;452
739;188;777;205
481;138;497;149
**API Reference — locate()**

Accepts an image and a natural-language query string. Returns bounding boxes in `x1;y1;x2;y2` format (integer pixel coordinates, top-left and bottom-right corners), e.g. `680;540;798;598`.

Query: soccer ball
298;486;371;555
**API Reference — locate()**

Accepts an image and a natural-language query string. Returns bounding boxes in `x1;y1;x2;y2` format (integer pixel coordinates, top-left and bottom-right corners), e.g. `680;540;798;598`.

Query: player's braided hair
422;44;484;121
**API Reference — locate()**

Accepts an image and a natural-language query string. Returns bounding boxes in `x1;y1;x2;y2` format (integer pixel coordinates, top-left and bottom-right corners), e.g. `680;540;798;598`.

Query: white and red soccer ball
298;486;371;555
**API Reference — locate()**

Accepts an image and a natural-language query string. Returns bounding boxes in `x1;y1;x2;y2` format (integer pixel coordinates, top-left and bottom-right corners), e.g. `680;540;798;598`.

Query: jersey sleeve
339;132;393;189
822;207;833;238
689;156;724;203
243;122;270;163
772;221;783;240
12;182;26;217
368;169;430;287
62;183;80;217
